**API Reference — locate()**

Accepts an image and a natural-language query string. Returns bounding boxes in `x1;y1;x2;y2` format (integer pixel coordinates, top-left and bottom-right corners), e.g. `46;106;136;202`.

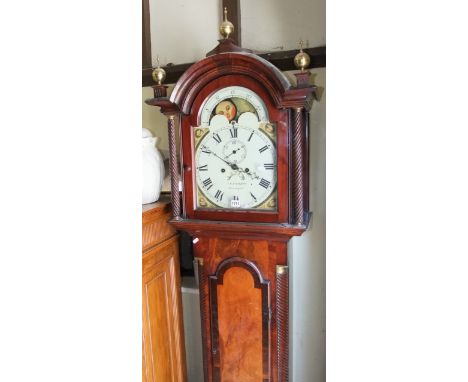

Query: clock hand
210;151;239;170
225;147;241;158
207;148;260;179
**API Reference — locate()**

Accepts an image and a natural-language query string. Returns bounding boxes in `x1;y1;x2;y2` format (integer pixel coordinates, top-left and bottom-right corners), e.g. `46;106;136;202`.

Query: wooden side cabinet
142;198;187;382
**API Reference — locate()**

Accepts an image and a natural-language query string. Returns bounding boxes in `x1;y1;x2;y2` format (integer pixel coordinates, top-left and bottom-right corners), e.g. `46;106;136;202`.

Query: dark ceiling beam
142;0;152;69
142;46;326;87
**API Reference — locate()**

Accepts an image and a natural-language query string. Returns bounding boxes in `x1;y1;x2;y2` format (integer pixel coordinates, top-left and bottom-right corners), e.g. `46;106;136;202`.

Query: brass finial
219;7;234;39
151;56;166;85
294;39;311;72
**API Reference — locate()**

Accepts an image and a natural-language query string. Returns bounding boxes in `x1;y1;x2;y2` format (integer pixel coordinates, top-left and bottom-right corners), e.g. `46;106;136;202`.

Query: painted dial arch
200;86;269;126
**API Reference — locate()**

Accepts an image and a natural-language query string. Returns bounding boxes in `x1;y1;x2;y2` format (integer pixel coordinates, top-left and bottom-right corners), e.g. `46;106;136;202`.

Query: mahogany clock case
145;45;317;382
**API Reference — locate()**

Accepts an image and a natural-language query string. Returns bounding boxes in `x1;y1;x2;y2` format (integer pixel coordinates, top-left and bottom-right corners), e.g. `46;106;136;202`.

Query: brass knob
151;56;166;85
294;40;310;72
219;7;234;39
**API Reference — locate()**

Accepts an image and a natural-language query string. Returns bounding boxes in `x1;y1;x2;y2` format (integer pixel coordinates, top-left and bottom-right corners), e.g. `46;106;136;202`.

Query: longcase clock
146;18;317;382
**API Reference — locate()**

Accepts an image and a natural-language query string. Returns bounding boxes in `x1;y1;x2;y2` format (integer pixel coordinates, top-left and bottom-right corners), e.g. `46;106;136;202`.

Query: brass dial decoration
194;86;277;211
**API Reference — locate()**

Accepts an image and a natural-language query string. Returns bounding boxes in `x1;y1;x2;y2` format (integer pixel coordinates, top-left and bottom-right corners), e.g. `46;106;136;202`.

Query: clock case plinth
146;45;316;382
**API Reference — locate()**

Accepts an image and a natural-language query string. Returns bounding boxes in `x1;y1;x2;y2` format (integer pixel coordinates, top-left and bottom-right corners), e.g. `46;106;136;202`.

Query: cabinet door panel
218;267;263;381
209;257;271;382
143;237;186;382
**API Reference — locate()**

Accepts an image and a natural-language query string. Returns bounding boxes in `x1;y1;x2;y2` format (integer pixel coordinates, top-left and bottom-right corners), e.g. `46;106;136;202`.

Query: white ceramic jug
142;128;165;204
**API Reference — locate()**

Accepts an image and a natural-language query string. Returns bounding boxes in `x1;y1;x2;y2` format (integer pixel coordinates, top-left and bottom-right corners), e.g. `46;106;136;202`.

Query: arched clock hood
146;40;317;233
169;52;293;115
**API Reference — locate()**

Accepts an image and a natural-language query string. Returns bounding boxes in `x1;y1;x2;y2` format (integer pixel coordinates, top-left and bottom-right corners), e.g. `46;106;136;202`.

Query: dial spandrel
194;86;278;211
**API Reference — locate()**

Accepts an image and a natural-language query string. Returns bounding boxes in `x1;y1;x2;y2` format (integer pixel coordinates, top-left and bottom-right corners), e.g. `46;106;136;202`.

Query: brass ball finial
151;56;166;85
294;40;311;72
219;7;234;39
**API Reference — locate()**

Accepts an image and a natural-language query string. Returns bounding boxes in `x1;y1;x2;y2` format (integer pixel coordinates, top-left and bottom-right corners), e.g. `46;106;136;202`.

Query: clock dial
195;86;277;210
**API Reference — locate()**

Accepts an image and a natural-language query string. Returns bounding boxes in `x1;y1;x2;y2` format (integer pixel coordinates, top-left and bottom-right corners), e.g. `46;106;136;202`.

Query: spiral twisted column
276;265;289;381
292;107;305;226
167;115;181;218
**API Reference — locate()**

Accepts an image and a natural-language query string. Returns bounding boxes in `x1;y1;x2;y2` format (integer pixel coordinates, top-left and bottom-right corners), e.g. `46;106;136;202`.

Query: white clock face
194;86;277;210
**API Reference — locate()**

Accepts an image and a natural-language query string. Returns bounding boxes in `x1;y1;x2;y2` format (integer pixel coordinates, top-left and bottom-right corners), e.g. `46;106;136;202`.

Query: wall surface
144;1;325;381
149;0;325;65
241;0;325;51
149;0;220;65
